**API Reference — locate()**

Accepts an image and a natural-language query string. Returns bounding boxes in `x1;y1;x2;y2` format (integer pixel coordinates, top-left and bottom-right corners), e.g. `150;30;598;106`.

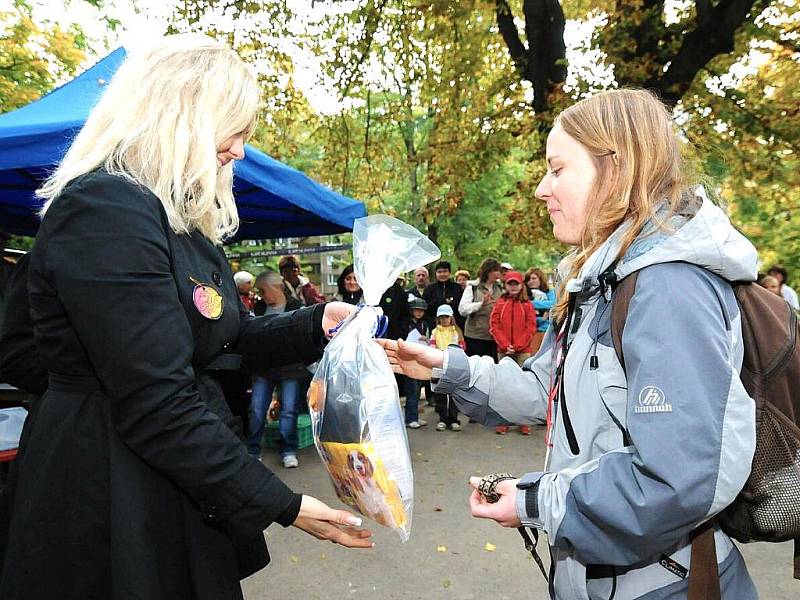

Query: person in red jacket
488;271;536;435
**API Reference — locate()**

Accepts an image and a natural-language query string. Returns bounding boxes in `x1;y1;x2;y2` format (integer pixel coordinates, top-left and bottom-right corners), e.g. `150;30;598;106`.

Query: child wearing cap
429;304;466;431
403;297;431;429
488;270;537;435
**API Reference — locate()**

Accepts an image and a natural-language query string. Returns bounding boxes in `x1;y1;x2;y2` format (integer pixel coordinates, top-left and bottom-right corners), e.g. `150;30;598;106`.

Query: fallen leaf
290;555;299;564
320;553;327;560
495;445;503;449
443;580;452;588
485;542;496;552
437;545;447;553
475;469;482;475
416;452;423;457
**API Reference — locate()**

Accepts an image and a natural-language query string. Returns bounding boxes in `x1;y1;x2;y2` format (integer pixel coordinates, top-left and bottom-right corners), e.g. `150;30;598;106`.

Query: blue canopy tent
0;48;366;240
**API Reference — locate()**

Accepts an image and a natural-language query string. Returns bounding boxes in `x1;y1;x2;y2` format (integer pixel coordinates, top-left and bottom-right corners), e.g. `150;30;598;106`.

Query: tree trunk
427;223;438;246
495;0;765;108
495;0;566;112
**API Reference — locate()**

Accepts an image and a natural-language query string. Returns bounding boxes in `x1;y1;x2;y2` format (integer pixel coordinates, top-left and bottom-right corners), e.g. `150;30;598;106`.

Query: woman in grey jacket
458;258;504;361
379;89;758;599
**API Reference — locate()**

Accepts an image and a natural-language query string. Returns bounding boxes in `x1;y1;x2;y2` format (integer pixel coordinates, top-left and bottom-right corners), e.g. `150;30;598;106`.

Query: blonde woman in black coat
0;34;372;600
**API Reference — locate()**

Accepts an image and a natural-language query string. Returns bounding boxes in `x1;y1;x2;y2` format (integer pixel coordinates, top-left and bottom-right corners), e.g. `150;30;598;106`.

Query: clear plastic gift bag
308;215;439;541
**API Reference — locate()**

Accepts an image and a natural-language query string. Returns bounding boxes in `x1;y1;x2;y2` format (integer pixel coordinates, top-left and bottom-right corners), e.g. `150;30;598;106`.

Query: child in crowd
759;274;782;297
403;297;431;429
489;270;536;435
429;305;466;431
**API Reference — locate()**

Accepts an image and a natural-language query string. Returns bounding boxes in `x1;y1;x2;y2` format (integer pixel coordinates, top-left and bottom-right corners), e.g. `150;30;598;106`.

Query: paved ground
243;412;796;599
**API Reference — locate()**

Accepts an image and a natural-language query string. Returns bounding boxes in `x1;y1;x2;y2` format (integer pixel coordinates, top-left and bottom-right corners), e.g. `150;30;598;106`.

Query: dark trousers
433;392;459;425
465;337;498;362
403;377;423;423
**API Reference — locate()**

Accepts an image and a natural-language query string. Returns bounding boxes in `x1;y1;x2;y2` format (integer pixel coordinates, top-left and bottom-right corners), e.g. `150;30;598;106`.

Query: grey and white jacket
433;188;760;599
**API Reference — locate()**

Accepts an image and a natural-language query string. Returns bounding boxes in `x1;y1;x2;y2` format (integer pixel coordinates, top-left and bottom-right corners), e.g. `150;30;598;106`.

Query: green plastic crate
263;413;314;450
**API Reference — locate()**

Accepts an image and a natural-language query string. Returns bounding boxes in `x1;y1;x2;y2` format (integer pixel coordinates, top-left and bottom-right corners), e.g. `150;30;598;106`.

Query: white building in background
226;235;352;299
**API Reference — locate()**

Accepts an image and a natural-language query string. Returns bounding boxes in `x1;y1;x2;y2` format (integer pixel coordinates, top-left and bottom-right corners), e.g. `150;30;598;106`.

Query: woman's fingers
331;508;362;527
298;495;363;526
467;479;523;528
396;339;419;360
293;517;375;548
329;524;375;548
469;488;494;519
397;340;445;369
374;338;397;351
322;301;356;335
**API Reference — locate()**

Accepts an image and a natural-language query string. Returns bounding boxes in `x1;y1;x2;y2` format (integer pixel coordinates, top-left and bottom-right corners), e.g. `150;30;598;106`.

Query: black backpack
608;266;800;599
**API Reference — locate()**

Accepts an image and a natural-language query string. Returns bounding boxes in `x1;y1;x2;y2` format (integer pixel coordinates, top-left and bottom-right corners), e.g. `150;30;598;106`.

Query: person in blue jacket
380;88;758;599
524;267;555;330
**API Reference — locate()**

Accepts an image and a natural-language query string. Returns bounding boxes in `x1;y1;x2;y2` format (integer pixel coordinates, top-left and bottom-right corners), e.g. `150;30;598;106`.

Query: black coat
378;282;410;340
0;253;47;396
250;296;310;380
0;171;325;600
422;279;463;324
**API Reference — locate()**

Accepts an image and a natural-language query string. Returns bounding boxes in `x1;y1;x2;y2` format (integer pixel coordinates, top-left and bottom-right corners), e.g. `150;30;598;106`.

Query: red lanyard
544;321;568;448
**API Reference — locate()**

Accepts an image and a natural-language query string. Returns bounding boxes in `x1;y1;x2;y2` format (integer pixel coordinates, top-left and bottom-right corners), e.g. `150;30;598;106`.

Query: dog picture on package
320;441;407;529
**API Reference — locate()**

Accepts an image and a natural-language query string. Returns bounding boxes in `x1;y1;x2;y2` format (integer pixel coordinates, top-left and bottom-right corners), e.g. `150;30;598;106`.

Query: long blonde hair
37;34;259;244
551;88;699;322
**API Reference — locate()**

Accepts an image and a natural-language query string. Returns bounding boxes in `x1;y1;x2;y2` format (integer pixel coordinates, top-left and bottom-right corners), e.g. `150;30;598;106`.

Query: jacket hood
563;186;758;294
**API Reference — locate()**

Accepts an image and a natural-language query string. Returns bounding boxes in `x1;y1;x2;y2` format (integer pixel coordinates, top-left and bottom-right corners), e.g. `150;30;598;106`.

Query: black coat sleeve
236;302;324;372
38;174;301;538
422;283;436;319
0;253;47;396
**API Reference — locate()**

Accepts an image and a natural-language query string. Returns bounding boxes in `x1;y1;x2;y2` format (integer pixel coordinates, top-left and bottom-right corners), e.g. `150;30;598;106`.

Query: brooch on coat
189;276;223;320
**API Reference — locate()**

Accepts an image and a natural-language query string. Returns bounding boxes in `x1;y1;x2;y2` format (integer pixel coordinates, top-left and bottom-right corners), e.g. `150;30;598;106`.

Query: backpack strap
609;271;638;370
688;526;720;600
795;539;800;579
609;268;723;599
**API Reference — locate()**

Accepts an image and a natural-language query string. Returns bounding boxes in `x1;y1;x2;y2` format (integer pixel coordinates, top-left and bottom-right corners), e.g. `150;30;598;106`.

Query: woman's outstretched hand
322;302;356;336
293;495;374;548
374;338;445;381
468;476;522;528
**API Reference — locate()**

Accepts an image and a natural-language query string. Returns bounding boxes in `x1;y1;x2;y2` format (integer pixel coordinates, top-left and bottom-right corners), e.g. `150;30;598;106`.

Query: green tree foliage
686;33;800;273
0;2;87;113
291;1;543;261
5;1;797;277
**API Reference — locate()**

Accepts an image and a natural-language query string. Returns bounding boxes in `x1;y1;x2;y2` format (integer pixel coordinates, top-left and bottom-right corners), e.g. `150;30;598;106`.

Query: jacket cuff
275;493;303;527
200;459;299;539
311;302;325;349
431;346;470;394
516;472;544;528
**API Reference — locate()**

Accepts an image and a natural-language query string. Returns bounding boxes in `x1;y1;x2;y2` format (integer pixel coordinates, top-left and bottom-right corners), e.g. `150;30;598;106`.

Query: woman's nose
230;135;245;160
535;175;549;200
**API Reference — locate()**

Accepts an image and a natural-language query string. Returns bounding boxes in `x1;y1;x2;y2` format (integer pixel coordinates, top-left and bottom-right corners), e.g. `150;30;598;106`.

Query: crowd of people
231;256;561;457
232;252;800;458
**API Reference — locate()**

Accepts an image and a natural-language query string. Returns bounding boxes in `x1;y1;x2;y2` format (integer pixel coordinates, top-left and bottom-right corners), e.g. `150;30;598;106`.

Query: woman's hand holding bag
375;338;444;381
293;495;374;548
